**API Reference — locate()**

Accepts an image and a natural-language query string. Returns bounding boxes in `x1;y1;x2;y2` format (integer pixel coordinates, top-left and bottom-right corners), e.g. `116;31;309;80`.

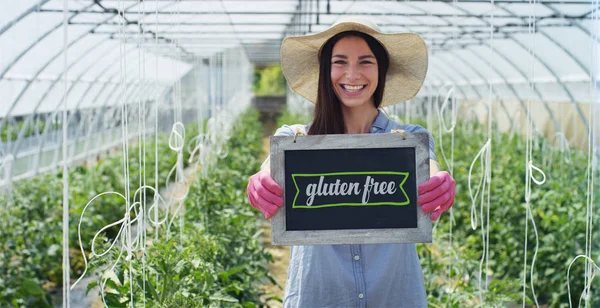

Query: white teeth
342;85;365;92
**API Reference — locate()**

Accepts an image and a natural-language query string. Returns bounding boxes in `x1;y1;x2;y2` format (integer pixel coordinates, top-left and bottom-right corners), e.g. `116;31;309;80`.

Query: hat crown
280;17;428;107
332;16;382;33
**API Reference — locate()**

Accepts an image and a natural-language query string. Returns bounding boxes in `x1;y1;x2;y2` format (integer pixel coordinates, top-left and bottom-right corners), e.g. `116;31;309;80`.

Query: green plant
422;119;600;307
253;65;287;97
0;123;197;307
275;108;311;131
88;108;276;307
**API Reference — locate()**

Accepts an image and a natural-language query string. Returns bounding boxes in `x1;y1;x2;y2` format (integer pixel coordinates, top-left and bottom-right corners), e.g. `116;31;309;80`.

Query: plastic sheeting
0;0;598;119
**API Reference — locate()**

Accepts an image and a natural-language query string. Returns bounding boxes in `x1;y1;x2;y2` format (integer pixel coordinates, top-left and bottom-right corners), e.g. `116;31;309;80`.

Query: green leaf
208;293;238;303
218;266;245;281
86;280;99;296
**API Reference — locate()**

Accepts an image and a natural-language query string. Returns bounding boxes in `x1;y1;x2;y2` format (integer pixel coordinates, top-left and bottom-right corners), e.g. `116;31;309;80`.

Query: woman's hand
417;171;455;221
247;170;284;219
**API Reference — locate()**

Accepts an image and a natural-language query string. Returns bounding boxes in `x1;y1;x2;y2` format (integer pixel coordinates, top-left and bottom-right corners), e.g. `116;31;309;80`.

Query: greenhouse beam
0;3;96;81
8;39;116;157
0;0;51;36
449;50;534;133
40;9;595;21
434;2;573;134
0;3;137;135
501;6;591;135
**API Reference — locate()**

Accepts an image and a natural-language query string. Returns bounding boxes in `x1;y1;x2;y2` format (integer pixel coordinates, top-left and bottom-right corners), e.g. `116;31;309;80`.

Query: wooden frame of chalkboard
270;133;431;245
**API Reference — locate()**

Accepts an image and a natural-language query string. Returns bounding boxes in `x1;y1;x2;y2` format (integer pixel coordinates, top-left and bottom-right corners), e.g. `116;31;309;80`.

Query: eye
360;60;375;65
332;60;346;65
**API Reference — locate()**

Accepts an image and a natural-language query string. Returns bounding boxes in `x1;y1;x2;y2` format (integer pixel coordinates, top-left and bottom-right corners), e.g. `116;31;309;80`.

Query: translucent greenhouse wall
0;45;252;187
1;0;600;307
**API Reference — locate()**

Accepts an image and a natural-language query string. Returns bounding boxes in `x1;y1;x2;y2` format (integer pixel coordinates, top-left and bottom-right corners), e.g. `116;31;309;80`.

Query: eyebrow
332;54;376;60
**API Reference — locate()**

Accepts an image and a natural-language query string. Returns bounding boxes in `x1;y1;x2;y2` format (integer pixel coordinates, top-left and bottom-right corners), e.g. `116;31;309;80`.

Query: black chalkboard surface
284;148;417;231
270;133;431;245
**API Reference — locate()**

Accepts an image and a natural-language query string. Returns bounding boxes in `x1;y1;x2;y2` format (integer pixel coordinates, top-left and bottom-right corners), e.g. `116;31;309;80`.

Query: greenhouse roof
0;0;598;118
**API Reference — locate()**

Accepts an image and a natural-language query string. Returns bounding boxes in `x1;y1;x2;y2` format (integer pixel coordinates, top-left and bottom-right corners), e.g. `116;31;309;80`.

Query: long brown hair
308;31;389;135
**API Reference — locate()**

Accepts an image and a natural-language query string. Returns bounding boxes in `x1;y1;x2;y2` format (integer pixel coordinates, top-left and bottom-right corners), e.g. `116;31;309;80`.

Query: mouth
340;84;367;94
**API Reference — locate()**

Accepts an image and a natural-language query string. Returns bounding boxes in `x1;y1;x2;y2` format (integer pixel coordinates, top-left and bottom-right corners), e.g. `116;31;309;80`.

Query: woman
247;17;456;307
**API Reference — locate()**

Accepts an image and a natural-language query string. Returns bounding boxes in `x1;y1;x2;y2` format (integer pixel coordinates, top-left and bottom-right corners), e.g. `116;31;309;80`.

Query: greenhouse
0;0;598;307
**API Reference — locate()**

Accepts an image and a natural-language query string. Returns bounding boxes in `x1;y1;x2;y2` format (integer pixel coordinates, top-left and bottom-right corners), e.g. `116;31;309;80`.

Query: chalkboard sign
270;133;431;245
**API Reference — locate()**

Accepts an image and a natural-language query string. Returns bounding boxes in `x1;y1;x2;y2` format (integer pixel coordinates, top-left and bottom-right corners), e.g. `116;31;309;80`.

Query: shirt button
354;255;360;261
358;293;364;299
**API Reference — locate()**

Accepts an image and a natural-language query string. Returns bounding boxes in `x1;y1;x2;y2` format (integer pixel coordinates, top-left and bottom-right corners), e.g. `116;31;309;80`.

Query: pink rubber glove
417;171;456;221
247;170;284;219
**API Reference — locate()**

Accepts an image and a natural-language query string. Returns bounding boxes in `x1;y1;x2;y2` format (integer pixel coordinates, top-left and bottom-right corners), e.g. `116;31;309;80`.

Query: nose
345;64;361;80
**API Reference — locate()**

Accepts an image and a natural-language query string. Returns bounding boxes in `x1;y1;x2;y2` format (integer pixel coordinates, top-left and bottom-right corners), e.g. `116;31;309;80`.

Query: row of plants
1;119;55;143
87;108;276;306
253;65;286;97
425;119;600;307
275;107;600;307
0;124;197;307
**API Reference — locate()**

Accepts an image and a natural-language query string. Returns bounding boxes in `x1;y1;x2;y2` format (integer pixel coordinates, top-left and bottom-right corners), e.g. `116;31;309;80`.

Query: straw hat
280;16;428;107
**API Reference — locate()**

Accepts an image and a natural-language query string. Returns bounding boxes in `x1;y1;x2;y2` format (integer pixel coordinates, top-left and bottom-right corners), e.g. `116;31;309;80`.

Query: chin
340;99;372;109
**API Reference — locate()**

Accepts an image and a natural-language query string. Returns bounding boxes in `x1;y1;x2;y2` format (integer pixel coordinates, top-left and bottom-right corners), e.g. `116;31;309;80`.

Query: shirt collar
371;109;389;132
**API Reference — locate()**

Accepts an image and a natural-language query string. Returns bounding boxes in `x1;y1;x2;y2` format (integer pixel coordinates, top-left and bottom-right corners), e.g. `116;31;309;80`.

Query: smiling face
330;36;379;109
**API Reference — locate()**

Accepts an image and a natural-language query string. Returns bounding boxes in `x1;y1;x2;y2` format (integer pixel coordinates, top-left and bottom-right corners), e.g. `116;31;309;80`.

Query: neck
341;103;379;134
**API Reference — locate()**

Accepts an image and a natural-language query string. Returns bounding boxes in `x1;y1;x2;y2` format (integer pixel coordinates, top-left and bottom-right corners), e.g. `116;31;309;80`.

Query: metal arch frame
0;0;52;36
409;3;559;129
0;2;97;115
430;58;484;98
85;70;155;143
42;9;593;21
0;1;145;125
62;46;141;150
284;0;314;37
69;21;577;29
29;52;149;174
445;49;538;132
544;4;600;44
427;60;470;99
73;46;143;112
421;1;578;134
466;44;563;131
380;1;504;126
63;0;596;3
64;82;145;161
500;6;590;134
33;81;152;175
428;59;501;126
9;42;148;157
2;2;235;175
62;45;139;122
0;7;132;132
8;38;117;155
433;52;515;127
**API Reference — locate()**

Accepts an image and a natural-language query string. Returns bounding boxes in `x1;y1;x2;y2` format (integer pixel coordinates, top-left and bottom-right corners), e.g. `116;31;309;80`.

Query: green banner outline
291;171;410;209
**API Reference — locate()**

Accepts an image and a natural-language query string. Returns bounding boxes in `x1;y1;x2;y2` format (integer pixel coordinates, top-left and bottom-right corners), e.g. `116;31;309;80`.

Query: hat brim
280;22;428;107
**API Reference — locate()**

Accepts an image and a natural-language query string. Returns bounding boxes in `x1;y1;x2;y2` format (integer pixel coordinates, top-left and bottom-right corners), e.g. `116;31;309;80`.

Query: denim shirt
272;110;436;308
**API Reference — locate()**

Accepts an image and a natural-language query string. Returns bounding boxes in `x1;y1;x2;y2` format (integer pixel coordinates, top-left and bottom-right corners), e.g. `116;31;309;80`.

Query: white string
435;85;458;172
580;1;598;304
467;140;490;231
137;0;148;305
61;0;70;306
482;0;495;301
567;255;600;308
522;0;543;305
117;0;135;305
71;185;166;290
153;0;160;284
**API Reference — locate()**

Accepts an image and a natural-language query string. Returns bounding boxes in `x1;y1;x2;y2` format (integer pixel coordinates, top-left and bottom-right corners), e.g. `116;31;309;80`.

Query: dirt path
260;137;290;307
